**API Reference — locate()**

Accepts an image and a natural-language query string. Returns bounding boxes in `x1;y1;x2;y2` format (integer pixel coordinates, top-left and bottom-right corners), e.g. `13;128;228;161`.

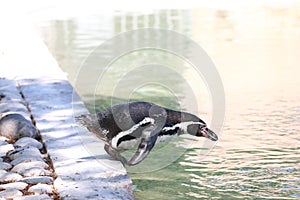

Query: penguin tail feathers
75;114;97;128
75;114;108;141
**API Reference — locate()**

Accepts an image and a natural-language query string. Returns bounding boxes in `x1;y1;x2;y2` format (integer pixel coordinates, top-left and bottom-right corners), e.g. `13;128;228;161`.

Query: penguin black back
95;102;154;140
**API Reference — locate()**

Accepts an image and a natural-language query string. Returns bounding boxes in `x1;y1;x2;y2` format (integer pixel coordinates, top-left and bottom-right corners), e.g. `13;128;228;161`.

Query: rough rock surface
0;188;23;198
14;137;43;149
28;183;53;194
0;114;38;140
0;135;56;199
0;182;28;190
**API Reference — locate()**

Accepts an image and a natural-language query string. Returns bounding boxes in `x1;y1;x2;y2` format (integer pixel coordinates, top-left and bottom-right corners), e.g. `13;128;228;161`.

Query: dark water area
34;4;300;199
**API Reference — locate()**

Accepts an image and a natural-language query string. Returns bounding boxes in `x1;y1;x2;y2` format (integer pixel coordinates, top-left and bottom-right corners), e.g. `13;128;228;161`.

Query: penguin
75;101;218;166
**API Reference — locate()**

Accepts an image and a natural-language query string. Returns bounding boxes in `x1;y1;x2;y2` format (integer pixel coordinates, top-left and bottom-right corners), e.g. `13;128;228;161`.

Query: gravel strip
0;79;58;199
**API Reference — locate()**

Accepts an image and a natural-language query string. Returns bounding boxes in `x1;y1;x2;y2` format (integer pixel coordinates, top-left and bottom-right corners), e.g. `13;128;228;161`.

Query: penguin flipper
127;125;159;166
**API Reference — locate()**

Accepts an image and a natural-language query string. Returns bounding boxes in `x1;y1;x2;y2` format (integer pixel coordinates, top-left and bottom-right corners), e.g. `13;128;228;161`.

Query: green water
34;5;299;199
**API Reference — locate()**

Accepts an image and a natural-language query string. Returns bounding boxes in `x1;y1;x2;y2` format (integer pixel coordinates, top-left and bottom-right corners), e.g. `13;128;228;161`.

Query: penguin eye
191;124;206;137
198;126;208;137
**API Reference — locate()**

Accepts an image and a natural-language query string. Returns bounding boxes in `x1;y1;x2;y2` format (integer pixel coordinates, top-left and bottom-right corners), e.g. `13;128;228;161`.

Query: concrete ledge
18;78;135;199
0;10;135;199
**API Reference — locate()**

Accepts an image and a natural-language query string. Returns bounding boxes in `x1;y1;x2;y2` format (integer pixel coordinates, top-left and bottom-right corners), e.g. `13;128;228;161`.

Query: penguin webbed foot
104;144;128;166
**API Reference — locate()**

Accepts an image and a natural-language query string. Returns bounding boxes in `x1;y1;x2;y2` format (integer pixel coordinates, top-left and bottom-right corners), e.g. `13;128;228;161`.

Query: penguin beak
201;127;218;141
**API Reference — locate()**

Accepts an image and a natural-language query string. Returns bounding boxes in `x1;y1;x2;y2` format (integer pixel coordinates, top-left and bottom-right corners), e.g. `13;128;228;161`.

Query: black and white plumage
76;101;218;166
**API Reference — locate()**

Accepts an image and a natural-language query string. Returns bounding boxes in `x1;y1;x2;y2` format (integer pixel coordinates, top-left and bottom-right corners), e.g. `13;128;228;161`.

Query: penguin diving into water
75;101;218;166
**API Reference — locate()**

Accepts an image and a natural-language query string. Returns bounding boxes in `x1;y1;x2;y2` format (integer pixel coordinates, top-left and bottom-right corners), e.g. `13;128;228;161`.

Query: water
33;3;300;199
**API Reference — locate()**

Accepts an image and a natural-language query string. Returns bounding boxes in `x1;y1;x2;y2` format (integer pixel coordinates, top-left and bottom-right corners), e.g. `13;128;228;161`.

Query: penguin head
182;113;218;141
186;123;218;141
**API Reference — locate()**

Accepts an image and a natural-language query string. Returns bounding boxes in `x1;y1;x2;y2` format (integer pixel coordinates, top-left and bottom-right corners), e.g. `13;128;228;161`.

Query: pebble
0;181;28;190
14;137;43;150
10;155;45;166
20;176;53;184
0;140;8;146
0;143;14;157
28;183;53;194
0;188;23;198
0;171;22;182
0;170;6;177
0;113;38;140
20;167;51;177
0;162;12;170
11;161;49;173
8;146;42;160
0;137;8;142
14;194;52;200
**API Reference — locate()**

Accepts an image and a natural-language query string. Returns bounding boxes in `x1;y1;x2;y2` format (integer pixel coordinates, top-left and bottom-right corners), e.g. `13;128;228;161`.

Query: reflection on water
35;4;300;199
